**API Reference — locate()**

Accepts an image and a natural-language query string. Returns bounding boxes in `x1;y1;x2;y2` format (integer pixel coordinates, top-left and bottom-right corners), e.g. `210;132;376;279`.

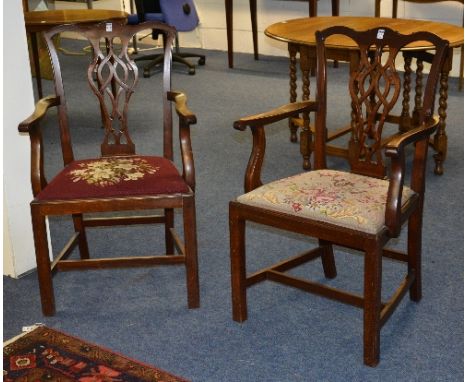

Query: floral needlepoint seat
37;156;190;200
237;169;414;234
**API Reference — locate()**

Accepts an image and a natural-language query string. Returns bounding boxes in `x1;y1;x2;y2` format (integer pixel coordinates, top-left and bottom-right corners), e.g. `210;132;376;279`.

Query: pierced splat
43;21;176;166
349;44;401;178
315;26;447;181
87;34;139;156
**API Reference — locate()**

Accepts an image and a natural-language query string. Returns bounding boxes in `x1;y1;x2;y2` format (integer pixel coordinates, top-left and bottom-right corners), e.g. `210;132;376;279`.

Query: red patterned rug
3;326;189;381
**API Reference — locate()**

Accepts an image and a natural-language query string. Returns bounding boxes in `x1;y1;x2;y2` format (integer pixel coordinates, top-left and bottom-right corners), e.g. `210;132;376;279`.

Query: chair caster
188;67;196;75
198;57;206;66
143;69;151;78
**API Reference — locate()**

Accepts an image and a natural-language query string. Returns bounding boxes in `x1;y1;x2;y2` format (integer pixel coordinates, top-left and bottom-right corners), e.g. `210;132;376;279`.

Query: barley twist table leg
289;44;299;143
411;59;424;125
433;71;449;175
299;45;312;170
401;54;412;132
433;49;453;175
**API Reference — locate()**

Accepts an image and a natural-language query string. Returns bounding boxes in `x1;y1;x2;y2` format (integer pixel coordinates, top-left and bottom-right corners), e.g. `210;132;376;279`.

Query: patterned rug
3;326;189;381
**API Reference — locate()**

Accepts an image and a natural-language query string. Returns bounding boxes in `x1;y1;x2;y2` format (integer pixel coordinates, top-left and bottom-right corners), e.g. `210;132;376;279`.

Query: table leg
299;45;312;170
433;48;453;175
250;0;258;61
225;0;233;68
309;0;317;17
332;0;339;68
411;58;424;125
30;32;43;99
332;0;339;16
400;54;412;131
288;44;299;143
459;44;463;91
129;0;138;54
309;0;340;75
348;51;360;162
374;0;380;16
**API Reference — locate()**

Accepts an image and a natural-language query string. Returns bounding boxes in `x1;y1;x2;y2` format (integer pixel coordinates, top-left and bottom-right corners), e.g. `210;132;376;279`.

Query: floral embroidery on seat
69;157;159;187
237;169;415;234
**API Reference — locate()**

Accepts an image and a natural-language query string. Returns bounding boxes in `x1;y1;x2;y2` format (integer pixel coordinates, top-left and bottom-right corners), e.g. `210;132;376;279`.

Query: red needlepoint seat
37;156;190;200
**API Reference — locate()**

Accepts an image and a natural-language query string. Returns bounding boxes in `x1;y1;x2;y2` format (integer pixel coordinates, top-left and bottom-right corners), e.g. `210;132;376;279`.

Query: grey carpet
3;40;464;381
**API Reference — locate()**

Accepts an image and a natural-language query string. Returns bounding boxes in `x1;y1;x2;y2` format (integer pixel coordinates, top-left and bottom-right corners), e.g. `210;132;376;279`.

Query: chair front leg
363;243;383;367
230;203;247;322
183;197;199;309
408;201;423;302
31;207;55;316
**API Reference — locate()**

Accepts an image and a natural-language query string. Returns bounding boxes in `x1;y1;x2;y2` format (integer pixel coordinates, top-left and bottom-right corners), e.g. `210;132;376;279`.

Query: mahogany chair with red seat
229;26;448;366
18;21;199;316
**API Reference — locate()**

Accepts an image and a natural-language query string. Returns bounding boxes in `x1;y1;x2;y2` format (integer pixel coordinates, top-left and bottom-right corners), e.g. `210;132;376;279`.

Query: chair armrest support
234;101;317;192
168;91;197;191
234;101;317;130
18;95;60;197
383;117;439;237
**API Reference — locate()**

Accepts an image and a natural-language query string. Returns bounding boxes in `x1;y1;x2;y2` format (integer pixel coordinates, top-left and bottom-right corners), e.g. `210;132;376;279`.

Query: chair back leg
318;239;337;279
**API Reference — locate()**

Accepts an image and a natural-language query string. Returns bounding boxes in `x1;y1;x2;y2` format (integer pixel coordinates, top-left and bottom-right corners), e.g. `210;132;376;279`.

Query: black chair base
135;51;205;76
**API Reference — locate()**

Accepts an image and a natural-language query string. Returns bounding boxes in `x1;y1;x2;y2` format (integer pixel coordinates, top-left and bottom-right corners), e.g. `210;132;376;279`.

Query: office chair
130;0;205;76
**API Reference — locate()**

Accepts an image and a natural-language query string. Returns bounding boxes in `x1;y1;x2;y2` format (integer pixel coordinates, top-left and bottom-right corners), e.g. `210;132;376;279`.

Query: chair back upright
43;21;176;165
314;26;448;178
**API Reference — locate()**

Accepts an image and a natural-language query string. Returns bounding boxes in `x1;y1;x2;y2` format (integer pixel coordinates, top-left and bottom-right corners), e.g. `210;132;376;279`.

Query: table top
265;16;464;50
24;9;128;31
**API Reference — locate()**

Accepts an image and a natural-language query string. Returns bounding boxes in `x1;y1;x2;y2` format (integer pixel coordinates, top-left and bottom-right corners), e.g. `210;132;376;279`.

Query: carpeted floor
3;40;464;381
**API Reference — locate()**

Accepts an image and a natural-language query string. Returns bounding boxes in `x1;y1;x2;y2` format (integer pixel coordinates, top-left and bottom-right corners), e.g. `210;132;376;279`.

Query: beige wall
3;0;37;277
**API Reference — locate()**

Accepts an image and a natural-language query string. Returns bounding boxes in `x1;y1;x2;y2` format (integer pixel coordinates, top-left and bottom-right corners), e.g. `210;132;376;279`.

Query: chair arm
167;91;197;191
234;101;317;130
384;116;439;154
383;117;439;237
168;91;197;124
18;95;60;197
233;101;317;193
18;95;60;133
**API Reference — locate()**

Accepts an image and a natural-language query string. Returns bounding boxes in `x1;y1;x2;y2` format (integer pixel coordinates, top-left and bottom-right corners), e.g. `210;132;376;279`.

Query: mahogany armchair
18;21;199;316
230;26;448;366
